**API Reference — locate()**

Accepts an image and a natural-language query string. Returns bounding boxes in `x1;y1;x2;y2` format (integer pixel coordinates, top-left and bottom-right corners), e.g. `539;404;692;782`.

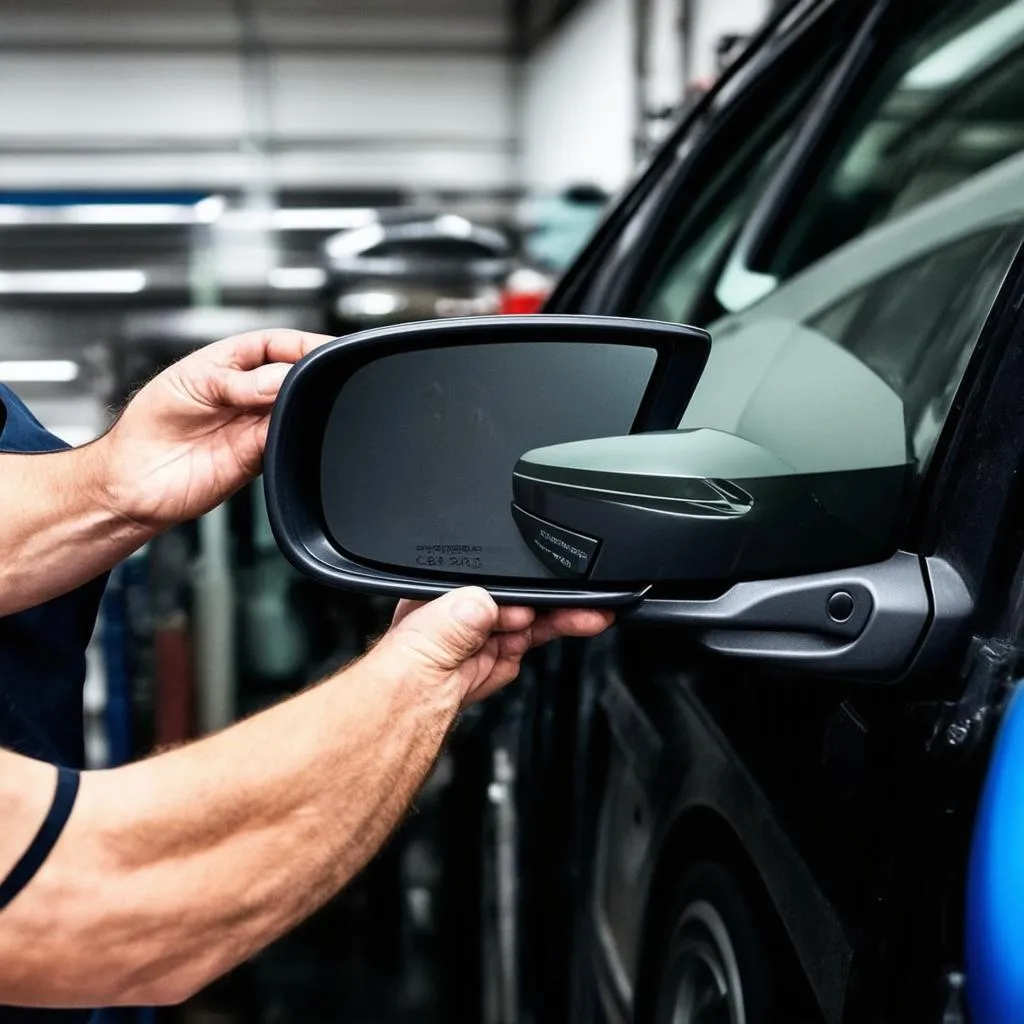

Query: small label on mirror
511;505;599;579
415;544;485;571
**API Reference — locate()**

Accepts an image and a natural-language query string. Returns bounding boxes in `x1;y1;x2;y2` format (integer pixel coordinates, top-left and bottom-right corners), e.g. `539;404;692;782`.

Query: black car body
470;1;1024;1021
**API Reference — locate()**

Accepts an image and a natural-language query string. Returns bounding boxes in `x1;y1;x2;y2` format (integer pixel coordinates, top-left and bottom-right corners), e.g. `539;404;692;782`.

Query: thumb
208;362;292;409
378;587;499;677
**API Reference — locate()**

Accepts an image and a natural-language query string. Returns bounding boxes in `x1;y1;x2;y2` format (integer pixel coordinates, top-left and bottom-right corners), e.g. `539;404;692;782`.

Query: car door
504;6;868;1023
548;0;1024;1020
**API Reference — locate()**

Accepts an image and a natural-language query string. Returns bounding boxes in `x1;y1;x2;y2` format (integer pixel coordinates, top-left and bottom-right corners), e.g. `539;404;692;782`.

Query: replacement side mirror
265;315;708;608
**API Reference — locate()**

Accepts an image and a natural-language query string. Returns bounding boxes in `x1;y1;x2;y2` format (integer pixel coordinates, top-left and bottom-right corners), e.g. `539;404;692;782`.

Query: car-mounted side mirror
264;314;970;679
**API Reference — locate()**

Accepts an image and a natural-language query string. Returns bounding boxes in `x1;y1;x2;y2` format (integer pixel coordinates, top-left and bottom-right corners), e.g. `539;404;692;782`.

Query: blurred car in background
319;192;613;335
321;214;514;335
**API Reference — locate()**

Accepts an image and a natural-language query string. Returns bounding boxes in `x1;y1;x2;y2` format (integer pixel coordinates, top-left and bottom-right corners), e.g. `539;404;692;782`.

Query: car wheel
646;861;776;1024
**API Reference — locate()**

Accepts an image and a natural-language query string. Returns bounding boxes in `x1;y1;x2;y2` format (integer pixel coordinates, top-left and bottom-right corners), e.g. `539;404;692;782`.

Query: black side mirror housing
512;428;908;583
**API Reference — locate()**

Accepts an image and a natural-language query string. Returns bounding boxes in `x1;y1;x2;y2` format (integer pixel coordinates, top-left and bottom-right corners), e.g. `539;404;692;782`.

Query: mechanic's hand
101;329;331;526
372;587;614;706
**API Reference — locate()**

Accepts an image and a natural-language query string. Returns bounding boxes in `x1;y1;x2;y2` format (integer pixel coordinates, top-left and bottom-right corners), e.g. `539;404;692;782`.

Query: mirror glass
320;341;658;578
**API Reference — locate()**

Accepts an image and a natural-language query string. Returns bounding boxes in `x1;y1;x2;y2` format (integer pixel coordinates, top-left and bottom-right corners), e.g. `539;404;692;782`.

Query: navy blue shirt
0;385;108;1023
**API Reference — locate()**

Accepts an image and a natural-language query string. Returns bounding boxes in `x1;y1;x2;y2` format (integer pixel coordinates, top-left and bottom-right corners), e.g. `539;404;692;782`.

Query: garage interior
0;1;775;1021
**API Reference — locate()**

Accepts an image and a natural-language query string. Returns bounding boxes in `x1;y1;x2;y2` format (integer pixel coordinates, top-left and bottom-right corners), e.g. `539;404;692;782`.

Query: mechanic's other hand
374;588;614;706
102;329;332;527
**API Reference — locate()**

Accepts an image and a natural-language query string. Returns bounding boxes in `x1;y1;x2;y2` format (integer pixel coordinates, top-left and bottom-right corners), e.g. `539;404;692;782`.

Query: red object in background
500;290;547;314
153;612;195;748
499;266;553;315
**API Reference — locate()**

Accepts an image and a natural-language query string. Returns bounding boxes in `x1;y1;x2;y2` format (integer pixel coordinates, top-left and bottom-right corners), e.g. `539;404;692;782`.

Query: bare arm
0;328;330;617
0;589;613;1008
0;443;152;617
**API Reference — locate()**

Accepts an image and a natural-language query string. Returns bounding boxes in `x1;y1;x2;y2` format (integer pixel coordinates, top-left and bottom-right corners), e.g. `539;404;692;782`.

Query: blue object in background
99;563;133;769
522;186;609;272
0;190;209;207
967;682;1024;1023
92;1011;155;1024
96;562;154;1024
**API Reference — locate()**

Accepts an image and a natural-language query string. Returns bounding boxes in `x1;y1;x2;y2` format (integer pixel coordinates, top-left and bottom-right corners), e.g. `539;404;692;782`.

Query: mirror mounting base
627;552;972;681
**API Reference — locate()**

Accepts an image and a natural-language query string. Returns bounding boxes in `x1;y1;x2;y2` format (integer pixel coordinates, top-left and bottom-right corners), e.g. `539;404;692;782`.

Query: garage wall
646;0;685;116
518;0;773;196
519;0;637;195
0;0;516;193
689;0;772;80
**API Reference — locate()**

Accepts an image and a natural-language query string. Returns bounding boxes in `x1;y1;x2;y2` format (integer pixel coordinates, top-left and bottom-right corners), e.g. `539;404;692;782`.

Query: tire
644;861;781;1024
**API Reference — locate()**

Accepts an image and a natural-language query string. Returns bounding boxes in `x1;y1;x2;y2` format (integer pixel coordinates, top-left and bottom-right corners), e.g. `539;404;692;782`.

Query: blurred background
0;0;776;1020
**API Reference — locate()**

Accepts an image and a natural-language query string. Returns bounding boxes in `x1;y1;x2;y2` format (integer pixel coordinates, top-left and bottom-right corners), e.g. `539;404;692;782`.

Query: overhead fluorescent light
268;267;327;290
0;195;226;227
0;207;31;225
194;194;227;224
218;208;377;232
66;204;197;225
0;359;79;382
0;270;147;294
0;199;372;232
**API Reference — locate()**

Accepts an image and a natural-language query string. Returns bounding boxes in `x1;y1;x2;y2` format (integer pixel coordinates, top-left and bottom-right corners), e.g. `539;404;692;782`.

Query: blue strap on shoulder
0;766;79;910
967;683;1024;1023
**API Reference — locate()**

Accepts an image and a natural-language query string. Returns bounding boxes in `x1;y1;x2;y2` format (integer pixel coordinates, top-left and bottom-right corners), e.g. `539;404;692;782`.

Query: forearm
0;439;154;615
0;655;460;1007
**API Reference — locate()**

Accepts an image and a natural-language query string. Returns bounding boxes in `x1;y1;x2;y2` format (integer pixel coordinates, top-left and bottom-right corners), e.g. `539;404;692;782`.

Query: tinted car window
638;0;1024;509
636;54;834;326
640;136;786;325
806;225;1020;474
762;0;1024;288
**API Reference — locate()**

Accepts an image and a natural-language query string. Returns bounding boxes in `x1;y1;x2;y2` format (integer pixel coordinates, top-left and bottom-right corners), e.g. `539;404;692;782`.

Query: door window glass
758;0;1024;293
637;0;1024;504
631;23;843;326
805;225;1020;471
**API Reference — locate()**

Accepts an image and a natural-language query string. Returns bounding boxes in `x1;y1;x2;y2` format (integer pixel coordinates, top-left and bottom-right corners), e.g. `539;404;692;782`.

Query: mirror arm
625;553;972;680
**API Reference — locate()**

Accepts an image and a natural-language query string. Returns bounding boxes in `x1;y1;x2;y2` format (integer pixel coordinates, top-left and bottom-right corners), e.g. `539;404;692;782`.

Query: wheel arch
633;804;819;1023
